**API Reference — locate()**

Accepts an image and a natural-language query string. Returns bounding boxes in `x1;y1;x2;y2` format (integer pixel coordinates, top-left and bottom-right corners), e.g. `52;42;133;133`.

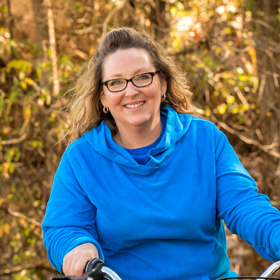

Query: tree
248;0;280;199
1;0;280;279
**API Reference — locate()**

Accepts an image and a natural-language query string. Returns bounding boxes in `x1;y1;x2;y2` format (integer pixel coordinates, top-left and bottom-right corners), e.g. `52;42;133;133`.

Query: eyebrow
105;68;152;80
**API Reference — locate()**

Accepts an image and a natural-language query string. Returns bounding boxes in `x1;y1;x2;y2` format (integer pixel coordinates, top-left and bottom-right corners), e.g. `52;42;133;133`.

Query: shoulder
189;115;215;126
63;129;97;160
179;114;228;148
184;114;220;134
65;135;90;154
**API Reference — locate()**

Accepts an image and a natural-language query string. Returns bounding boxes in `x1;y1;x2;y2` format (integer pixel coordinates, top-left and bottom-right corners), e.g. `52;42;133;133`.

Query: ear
100;91;108;108
160;79;167;98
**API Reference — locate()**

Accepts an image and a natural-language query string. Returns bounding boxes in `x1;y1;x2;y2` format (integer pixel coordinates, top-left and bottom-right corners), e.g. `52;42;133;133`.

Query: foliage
0;0;279;279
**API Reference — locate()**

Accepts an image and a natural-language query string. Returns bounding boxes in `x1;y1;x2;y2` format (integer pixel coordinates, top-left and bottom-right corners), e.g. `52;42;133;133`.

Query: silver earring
162;92;166;101
103;107;109;113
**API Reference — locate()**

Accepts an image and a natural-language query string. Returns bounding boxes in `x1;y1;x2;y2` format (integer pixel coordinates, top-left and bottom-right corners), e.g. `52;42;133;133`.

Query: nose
124;81;139;97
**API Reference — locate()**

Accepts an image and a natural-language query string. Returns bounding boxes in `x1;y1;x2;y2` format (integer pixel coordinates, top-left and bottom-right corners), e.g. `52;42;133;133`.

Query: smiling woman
100;48;166;148
42;27;280;280
66;27;195;143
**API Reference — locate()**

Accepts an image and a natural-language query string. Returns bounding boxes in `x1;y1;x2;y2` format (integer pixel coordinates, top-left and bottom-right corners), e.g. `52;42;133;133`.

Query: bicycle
51;258;280;280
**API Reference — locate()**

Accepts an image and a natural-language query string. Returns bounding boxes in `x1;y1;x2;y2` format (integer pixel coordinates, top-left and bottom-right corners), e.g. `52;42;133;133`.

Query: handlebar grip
84;258;105;273
83;258;106;280
84;259;123;280
51;258;122;280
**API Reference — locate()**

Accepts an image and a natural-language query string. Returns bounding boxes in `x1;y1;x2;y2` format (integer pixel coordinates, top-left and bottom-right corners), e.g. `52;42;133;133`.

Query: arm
62;242;99;277
42;150;104;273
215;128;280;261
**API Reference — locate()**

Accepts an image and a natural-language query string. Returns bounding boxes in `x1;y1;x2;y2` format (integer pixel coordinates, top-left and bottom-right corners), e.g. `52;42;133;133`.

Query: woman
42;28;280;280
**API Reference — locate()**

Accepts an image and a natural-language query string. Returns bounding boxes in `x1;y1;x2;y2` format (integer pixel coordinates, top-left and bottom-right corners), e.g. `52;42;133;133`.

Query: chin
128;116;151;127
129;121;148;127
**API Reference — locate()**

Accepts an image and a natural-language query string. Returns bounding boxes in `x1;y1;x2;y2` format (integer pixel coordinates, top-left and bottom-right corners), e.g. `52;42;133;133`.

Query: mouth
124;101;145;108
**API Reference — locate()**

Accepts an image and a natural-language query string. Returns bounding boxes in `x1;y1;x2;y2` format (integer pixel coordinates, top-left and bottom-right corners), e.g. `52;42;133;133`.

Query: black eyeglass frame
100;70;160;92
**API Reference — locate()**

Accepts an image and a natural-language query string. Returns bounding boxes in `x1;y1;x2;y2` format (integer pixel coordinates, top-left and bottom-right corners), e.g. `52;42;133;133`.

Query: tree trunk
44;0;60;96
31;0;49;89
251;0;280;197
6;0;15;59
31;0;48;47
149;0;170;46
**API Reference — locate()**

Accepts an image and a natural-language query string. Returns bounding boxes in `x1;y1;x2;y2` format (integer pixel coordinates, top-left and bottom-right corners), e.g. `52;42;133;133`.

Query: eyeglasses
101;71;160;92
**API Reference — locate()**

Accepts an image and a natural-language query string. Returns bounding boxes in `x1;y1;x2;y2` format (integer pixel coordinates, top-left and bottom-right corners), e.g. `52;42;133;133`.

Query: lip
123;101;145;109
124;100;145;106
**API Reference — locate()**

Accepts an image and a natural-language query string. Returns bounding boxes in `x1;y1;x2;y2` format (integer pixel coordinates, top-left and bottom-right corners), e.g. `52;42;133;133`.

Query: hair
68;27;196;144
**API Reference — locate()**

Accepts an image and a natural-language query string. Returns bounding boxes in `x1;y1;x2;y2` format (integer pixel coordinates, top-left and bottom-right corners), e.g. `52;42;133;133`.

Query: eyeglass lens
107;73;153;92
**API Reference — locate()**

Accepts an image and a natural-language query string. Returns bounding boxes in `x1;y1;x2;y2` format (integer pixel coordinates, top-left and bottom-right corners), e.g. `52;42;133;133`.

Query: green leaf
197;62;205;68
226;95;235;105
13;254;21;263
0;91;4;117
5;91;18;117
25;77;35;85
36;68;42;78
8;162;15;173
223;27;232;34
170;6;177;15
176;2;184;11
20;81;27;90
6;60;32;73
217;103;227;114
14;148;21;161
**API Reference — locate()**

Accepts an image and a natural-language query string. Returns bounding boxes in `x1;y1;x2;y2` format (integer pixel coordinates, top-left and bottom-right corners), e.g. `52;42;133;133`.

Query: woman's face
101;48;167;135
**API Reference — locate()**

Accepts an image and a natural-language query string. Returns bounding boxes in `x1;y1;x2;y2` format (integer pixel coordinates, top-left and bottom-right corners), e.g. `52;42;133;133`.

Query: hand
62;243;99;277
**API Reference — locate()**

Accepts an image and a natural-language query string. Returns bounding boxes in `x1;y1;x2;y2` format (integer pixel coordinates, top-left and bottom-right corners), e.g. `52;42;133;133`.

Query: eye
137;73;151;80
108;79;125;87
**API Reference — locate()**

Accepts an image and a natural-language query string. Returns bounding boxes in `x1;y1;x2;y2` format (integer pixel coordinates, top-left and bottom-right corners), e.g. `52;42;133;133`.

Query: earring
103;107;109;113
162;92;166;101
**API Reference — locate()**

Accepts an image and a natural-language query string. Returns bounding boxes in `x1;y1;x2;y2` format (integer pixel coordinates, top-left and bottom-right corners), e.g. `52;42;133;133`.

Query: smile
125;102;145;108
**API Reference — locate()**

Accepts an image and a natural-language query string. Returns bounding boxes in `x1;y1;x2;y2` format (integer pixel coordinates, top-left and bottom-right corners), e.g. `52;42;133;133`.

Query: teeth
125;102;144;108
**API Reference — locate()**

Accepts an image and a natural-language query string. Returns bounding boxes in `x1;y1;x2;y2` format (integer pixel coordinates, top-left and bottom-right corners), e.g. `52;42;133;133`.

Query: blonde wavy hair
68;27;195;144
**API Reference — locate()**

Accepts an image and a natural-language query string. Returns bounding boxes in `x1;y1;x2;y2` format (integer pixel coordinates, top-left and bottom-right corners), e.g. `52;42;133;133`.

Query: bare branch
169;47;194;57
0;263;57;276
232;46;251;53
103;3;125;33
260;95;280;115
252;37;280;54
6;0;15;58
0;133;27;145
258;74;266;98
252;19;275;31
234;86;249;107
211;115;280;159
266;50;280;69
74;49;88;60
196;109;280;159
0;206;41;227
44;0;60;96
73;24;103;35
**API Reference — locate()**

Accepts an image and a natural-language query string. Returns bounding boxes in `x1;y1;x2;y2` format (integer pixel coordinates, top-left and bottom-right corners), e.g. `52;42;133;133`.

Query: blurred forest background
0;0;280;279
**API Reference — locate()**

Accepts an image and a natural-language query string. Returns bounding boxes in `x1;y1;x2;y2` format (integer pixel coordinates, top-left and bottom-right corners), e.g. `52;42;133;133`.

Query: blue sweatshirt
42;105;280;280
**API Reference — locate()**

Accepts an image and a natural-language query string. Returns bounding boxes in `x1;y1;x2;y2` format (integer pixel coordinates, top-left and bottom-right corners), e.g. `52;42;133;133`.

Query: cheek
102;93;121;108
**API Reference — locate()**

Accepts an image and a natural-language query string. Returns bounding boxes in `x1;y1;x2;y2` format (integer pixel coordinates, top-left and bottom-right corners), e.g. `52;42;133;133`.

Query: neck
114;120;162;149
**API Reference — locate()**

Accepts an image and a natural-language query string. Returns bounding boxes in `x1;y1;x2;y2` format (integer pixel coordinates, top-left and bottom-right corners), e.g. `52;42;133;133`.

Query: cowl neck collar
84;105;192;175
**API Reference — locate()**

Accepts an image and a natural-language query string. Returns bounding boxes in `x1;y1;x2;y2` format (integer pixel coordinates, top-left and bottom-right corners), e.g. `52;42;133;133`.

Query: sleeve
214;127;280;261
41;150;104;272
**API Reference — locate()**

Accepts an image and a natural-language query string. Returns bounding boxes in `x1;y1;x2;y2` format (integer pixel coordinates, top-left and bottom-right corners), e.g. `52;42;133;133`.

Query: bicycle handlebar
51;259;280;280
84;259;122;280
258;261;280;279
51;259;122;280
99;266;122;280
